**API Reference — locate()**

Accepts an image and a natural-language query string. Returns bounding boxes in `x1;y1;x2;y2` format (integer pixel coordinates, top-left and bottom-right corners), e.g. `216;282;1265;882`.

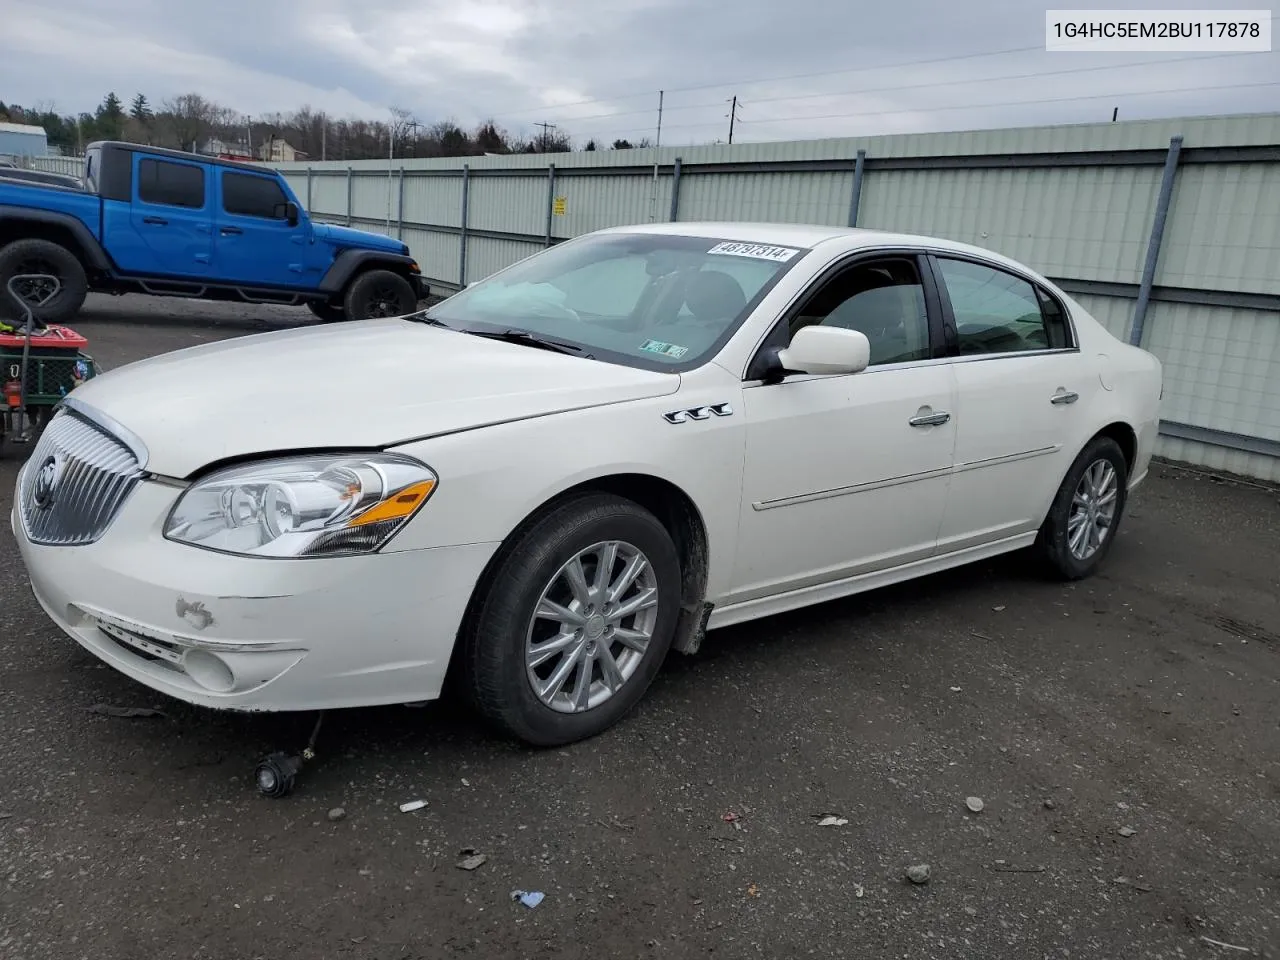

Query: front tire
343;269;418;321
0;238;89;324
460;493;683;747
1036;435;1129;580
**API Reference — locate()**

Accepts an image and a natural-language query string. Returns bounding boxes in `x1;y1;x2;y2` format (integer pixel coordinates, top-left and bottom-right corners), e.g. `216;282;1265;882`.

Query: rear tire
306;300;348;323
460;493;683;747
343;269;418;321
1036;435;1129;580
0;238;89;324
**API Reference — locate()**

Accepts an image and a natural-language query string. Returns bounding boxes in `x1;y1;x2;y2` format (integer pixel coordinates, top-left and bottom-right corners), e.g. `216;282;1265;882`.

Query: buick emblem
31;455;62;510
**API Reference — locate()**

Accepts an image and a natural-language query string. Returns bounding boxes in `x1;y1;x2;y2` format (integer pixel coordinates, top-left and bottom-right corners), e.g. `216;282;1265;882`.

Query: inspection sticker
639;339;689;359
707;241;801;262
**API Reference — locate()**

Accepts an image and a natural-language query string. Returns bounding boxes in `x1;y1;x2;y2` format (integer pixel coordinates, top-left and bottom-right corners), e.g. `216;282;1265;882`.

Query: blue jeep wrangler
0;141;428;324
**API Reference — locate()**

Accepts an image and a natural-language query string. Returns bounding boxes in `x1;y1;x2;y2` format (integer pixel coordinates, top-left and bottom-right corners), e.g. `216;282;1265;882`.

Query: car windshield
422;232;809;370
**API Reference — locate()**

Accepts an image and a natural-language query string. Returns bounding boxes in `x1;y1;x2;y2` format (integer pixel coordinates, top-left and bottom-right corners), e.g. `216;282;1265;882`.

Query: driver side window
788;257;931;366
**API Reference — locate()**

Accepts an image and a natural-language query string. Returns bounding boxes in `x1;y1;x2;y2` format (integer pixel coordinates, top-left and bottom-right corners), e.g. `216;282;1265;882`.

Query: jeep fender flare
0;205;114;272
318;249;419;297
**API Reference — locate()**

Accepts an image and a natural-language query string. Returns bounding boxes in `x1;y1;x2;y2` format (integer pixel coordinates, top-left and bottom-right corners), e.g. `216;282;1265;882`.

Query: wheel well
451;473;712;680
0;222;91;270
1096;421;1137;472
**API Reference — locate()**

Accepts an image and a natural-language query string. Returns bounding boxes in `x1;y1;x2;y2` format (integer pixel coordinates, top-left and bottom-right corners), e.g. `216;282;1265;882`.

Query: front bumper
12;476;498;712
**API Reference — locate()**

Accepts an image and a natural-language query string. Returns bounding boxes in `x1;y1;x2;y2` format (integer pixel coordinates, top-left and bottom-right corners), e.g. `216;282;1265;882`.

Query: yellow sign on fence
552;196;567;216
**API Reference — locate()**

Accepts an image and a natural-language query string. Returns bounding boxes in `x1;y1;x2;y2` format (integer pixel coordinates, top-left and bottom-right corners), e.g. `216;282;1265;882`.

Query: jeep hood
66;319;680;478
312;221;405;254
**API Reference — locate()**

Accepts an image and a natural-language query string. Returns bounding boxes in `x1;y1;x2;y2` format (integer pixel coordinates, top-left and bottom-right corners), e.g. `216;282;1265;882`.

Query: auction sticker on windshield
707;242;801;262
639;339;689;359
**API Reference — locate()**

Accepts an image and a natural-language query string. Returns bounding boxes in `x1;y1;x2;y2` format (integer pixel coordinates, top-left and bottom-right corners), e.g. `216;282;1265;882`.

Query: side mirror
775;325;871;377
284;201;300;226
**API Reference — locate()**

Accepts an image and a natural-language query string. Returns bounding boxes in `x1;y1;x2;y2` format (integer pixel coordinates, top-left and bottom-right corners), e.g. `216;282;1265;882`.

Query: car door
214;168;310;288
929;254;1099;552
725;252;958;607
126;154;213;278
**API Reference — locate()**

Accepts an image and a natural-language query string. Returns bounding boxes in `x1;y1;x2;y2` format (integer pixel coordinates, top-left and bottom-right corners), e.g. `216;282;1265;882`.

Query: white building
0;122;48;158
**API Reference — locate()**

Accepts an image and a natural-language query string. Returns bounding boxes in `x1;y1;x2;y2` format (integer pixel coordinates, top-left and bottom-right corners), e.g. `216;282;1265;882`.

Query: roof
0;122;47;136
597;221;1048;280
89;141;276;173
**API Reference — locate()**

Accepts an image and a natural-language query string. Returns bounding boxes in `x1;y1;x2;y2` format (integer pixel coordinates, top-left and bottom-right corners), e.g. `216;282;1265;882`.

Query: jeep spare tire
0;238;89;324
343;269;418;321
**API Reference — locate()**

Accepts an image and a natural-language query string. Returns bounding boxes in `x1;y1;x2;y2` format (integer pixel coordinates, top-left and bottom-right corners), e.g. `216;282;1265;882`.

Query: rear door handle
220;226;243;236
142;216;168;225
1050;390;1079;405
909;411;951;427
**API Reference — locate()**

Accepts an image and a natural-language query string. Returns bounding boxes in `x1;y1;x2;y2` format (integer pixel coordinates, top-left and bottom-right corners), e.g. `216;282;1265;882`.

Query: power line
569;78;1280;143
506;49;1274;129
736;79;1280;130
486;43;1047;121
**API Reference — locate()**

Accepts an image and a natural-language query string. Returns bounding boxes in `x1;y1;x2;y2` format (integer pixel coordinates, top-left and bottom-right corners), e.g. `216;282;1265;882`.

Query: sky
2;0;1277;146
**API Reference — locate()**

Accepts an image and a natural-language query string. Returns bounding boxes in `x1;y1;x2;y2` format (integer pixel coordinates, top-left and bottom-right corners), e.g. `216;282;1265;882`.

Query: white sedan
12;222;1162;749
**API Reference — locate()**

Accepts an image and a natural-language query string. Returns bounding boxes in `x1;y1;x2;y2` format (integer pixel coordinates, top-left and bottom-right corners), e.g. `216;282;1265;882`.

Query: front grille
19;409;144;546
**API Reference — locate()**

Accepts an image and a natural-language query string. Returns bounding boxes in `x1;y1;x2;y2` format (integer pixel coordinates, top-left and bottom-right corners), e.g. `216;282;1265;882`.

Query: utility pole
321;113;327;161
727;96;740;144
246;115;253;157
534;121;557;151
648;90;664;222
387;115;422;230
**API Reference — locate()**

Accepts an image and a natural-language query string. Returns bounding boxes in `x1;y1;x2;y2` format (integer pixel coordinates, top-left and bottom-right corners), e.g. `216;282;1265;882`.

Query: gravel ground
1;294;1278;960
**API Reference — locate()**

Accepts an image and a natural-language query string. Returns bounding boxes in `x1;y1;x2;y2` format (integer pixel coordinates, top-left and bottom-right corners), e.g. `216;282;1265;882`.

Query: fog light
183;649;235;692
255;752;302;798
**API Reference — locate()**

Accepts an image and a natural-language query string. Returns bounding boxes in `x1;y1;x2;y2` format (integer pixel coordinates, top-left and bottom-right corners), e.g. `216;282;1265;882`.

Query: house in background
257;136;305;163
0;122;49;158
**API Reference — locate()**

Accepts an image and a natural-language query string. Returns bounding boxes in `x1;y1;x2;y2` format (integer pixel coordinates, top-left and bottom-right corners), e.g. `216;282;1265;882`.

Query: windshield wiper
405;310;450;327
463;328;590;358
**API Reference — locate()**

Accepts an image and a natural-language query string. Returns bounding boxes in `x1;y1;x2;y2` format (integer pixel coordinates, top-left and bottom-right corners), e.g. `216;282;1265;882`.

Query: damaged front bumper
12;477;497;712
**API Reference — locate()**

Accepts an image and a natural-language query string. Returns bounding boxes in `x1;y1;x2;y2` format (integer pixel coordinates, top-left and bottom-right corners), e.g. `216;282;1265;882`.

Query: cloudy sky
3;0;1276;145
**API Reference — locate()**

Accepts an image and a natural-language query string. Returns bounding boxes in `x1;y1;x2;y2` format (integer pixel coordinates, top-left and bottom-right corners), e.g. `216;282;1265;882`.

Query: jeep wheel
0;239;89;325
343;269;418;321
306;300;348;323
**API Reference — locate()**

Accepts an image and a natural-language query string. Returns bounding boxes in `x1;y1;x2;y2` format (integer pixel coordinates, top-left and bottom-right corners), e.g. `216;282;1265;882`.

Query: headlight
164;453;437;558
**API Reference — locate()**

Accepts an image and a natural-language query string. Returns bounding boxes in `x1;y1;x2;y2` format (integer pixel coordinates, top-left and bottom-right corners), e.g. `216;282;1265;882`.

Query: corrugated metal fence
276;114;1280;482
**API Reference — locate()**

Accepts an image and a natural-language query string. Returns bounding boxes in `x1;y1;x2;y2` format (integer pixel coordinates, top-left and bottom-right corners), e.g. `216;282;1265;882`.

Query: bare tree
161;93;219;152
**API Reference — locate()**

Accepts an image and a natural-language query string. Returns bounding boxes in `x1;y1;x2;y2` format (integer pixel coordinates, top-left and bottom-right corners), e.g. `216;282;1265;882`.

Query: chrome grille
19;409;144;546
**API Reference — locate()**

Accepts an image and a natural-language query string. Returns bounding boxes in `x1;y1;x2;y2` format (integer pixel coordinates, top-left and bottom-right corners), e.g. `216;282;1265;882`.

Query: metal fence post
346;166;353;226
459;165;471;288
1130;135;1183;347
847;149;866;227
669;157;683;221
545;164;556;247
306;167;313;212
397;167;406;241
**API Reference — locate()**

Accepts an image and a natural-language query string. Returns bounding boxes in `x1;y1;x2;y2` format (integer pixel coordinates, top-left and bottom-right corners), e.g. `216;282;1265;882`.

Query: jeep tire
343;269;418;321
0;238;89;325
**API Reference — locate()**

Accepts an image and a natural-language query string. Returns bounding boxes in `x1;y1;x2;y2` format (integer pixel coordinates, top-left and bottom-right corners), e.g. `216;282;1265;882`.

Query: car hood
312;221;405;254
66;319;680;478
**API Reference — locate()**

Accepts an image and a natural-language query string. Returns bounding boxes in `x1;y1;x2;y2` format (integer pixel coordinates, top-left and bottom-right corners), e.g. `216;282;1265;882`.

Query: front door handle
1050;390;1079;405
909;410;951;427
220;226;243;236
142;216;168;225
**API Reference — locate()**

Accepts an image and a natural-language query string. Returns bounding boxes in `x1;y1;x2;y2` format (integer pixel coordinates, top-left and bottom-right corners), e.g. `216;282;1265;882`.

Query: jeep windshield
419;232;808;371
